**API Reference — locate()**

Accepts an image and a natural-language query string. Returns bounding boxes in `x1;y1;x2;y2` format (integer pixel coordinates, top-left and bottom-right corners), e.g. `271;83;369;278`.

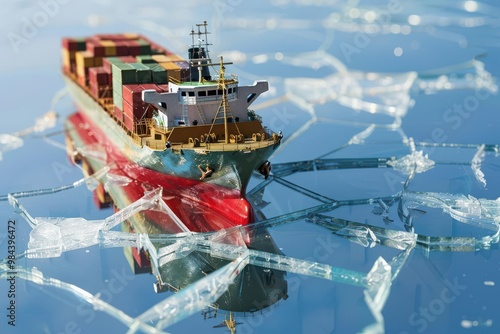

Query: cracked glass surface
1;1;500;333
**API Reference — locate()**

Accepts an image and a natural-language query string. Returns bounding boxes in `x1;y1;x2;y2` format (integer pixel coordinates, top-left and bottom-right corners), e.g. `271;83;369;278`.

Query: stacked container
62;33;191;134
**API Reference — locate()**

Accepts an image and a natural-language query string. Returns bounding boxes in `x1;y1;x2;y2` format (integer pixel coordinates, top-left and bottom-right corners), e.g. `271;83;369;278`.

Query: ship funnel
188;47;211;82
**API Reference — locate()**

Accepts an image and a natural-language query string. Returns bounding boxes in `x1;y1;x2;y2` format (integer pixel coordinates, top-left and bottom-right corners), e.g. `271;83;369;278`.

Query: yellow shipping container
100;40;116;57
159;62;181;82
76;50;94;67
153;54;184;63
62;48;71;68
94;57;103;67
76;51;96;78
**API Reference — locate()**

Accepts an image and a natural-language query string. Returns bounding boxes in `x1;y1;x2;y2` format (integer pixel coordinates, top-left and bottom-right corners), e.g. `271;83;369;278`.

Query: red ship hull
65;111;254;233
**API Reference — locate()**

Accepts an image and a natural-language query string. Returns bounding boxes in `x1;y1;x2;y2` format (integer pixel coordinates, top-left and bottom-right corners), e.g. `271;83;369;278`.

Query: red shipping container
122;84;143;104
156;84;169;92
91;82;112;99
123;113;134;132
125;40;142;57
119;56;136;63
62;37;87;52
90;80;99;98
140;83;155;91
86;40;105;57
114;106;123;122
141;83;164;92
141;83;168;93
89;67;110;85
115;41;129;56
124;99;151;120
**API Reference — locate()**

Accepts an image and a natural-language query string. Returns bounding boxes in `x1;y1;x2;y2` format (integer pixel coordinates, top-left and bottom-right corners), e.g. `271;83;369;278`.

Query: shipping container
89;66;110;85
122;84;144;104
86;39;105;57
113;88;123;110
136;55;156;64
155;83;169;92
112;62;137;84
123;112;134;132
99;40;116;56
145;63;168;84
136;39;152;55
61;48;76;72
159;62;181;83
130;62;152;83
141;83;168;93
62;37;87;51
90;81;112;99
114;41;129;56
114;106;123;122
124;99;152;120
152;54;184;63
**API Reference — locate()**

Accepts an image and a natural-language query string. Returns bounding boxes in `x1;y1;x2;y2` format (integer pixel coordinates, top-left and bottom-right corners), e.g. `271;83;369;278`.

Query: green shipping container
136;39;152;55
112;76;125;94
74;37;87;51
136;55;156;64
113;89;123;110
130;62;152;84
145;63;168;84
111;62;136;84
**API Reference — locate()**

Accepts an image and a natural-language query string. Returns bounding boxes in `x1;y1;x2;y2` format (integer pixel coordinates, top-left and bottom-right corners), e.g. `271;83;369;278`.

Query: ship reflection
65;110;288;328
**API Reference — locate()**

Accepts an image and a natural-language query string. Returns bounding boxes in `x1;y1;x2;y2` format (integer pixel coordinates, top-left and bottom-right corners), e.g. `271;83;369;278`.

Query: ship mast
189;21;212;83
206;56;241;144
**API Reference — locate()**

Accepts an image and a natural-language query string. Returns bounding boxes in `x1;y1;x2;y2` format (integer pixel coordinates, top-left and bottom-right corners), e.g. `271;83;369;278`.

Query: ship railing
204;138;278;152
168;137;278;152
211;73;238;82
153;124;169;134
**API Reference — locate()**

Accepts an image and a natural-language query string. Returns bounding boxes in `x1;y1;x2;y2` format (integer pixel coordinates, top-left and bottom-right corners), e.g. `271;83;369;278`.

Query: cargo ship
62;21;281;196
